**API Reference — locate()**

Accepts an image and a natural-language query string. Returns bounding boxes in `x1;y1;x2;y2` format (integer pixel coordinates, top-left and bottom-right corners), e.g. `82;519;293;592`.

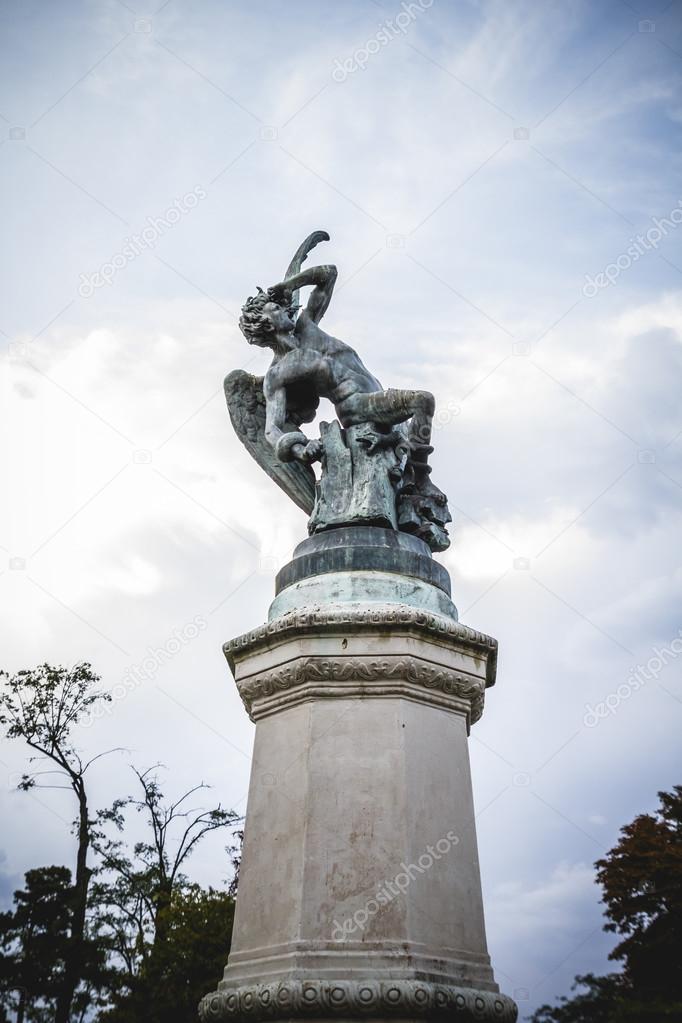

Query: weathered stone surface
202;591;516;1022
200;980;518;1022
232;627;490;727
222;694;490;977
269;570;458;621
235;652;487;725
224;604;497;689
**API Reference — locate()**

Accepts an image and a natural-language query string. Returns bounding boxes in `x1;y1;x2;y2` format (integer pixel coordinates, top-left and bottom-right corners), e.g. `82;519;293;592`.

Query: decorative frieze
200;979;517;1023
224;603;497;689
236;654;487;724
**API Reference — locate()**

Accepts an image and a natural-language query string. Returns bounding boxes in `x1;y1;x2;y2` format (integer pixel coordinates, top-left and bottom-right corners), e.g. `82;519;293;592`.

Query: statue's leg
382;391;439;497
338;389;450;547
358;388;435;456
339;388;435;473
339;388;438;485
402;391;434;448
340;388;434;436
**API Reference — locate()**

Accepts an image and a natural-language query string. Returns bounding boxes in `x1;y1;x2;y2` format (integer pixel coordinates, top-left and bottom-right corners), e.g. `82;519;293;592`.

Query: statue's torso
266;324;383;414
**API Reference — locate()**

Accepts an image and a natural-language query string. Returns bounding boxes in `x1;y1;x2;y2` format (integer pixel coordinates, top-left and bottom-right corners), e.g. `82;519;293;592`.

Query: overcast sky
1;0;682;1016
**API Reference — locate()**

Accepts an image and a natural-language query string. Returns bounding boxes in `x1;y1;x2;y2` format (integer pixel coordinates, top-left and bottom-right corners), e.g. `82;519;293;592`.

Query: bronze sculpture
226;231;451;552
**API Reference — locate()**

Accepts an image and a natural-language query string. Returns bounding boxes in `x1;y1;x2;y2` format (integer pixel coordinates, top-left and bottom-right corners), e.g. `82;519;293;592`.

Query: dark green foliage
530;787;682;1022
530;973;642;1022
91;767;237;1022
0;663;112;1023
1;663;238;1022
0;866;106;1023
100;884;234;1023
595;785;682;1002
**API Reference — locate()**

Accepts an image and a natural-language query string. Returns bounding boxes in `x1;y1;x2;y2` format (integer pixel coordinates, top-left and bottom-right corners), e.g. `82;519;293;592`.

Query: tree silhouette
0;663;115;1023
595;784;682;1002
531;786;682;1022
93;766;238;1021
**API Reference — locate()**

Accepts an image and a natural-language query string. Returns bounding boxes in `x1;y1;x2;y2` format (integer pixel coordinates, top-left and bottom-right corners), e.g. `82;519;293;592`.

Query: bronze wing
224;369;316;515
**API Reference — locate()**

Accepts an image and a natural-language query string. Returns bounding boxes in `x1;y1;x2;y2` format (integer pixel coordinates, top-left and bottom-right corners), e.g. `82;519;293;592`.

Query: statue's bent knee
416;390;436;416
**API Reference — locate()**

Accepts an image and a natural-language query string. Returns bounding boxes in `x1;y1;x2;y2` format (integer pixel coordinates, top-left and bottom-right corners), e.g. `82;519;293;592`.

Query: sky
1;0;681;1016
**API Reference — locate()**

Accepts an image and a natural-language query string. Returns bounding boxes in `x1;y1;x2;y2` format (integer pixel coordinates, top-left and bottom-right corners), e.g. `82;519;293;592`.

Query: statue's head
239;288;298;347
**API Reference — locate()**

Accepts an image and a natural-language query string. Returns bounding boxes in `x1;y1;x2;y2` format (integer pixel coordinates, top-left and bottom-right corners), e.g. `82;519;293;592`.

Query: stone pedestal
201;529;517;1023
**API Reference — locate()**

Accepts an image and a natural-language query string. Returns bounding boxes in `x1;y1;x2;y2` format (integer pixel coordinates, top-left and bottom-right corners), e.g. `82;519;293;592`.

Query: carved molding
199;979;517;1022
237;655;486;724
224;604;497;689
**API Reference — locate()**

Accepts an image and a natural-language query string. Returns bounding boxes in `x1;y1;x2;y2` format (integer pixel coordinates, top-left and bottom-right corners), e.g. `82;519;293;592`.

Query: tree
530;786;682;1022
99;885;234;1023
529;973;631;1023
227;828;243;898
0;666;239;1021
0;866;72;1023
595;785;682;1003
0;663;114;1023
93;766;238;1022
0;865;108;1023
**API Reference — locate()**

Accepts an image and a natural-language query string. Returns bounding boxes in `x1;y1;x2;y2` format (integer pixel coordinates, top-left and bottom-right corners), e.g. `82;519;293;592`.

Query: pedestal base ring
200;980;517;1023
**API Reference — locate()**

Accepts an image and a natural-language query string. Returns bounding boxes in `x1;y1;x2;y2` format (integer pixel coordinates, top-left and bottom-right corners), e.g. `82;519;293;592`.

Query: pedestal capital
224;603;497;730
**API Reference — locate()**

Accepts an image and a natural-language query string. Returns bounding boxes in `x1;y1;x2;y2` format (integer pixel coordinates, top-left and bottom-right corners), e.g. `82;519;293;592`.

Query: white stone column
201;532;516;1023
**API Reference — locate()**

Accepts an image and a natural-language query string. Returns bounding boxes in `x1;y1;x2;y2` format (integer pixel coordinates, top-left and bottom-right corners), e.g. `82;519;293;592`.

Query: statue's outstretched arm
270;265;338;325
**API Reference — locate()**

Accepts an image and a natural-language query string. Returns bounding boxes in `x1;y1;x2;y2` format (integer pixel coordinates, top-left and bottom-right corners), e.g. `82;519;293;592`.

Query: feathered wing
224;370;316;515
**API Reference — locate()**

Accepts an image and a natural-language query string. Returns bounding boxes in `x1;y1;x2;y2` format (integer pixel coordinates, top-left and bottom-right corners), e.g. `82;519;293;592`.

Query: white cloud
2;1;681;1014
